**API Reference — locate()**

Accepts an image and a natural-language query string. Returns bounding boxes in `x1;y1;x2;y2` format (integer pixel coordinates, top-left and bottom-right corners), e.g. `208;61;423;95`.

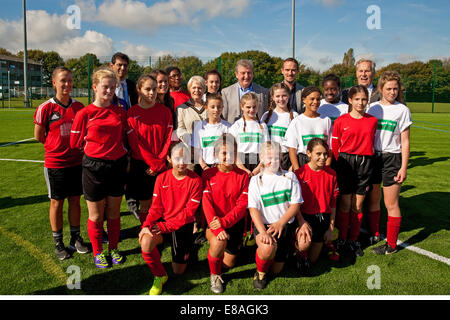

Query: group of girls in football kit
34;62;411;295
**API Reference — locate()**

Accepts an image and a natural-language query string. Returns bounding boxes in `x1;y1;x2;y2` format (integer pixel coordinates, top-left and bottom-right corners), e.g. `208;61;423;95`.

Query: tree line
1;47;449;102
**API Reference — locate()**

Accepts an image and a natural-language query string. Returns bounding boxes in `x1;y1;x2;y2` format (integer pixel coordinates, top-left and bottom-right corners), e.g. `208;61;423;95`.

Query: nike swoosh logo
162;185;169;188
343;127;349;131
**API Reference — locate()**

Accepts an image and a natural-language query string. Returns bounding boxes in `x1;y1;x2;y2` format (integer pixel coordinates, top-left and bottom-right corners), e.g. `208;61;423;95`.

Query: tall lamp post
291;0;295;58
23;0;29;107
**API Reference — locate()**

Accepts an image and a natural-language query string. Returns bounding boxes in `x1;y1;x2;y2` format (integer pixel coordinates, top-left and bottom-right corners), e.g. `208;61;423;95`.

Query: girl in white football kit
262;82;298;170
367;71;412;255
285;86;333;171
318;74;349;124
229;92;270;176
191;93;231;170
248;141;303;290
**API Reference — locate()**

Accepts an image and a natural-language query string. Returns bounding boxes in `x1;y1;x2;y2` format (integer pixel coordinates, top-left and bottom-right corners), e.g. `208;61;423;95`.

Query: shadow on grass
408;151;450;169
0;194;48;210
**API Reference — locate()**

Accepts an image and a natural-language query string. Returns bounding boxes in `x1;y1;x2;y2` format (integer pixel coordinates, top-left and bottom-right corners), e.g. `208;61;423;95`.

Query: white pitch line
361;228;450;266
0;137;35;147
0;158;44;163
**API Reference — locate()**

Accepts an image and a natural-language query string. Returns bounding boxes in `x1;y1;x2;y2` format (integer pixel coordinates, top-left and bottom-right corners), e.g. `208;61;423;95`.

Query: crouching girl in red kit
202;133;249;294
70;67;128;268
139;142;203;295
294;138;339;273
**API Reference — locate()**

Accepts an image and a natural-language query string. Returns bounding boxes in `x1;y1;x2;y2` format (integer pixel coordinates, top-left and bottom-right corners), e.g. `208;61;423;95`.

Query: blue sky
0;0;449;71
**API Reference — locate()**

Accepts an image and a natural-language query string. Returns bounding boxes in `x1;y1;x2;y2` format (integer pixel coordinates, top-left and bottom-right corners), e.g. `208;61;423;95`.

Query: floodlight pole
291;0;295;58
23;0;29;107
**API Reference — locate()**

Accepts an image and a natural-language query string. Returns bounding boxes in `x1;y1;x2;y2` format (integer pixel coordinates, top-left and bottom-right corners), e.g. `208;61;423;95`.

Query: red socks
207;251;223;275
387;216;402;249
336;210;350;240
107;217;121;251
142;248;166;277
255;251;273;273
368;210;381;237
349;211;363;241
87;218;104;256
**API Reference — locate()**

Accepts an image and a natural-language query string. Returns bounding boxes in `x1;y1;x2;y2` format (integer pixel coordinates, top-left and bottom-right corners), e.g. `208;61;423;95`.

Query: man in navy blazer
222;59;269;124
341;58;381;106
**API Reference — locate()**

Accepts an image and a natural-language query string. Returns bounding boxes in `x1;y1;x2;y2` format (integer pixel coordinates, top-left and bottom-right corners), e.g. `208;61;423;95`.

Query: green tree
65;53;100;88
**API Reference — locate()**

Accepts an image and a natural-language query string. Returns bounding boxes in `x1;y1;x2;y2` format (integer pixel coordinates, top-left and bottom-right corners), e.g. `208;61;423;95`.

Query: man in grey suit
341;58;381;106
281;57;305;114
222;59;270;124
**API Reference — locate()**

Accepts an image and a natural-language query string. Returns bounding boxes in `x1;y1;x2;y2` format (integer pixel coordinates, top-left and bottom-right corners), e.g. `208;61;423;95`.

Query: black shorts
238;153;260;172
302;212;331;243
44;165;82;200
159;221;195;264
336;152;373;195
254;221;296;262
82;155;128;202
280;152;291;171
208;218;245;256
370;152;402;187
127;158;158;201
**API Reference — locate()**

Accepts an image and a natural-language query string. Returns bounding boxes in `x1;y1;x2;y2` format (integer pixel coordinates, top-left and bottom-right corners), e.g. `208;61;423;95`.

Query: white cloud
0;9;114;59
76;0;250;31
315;0;344;7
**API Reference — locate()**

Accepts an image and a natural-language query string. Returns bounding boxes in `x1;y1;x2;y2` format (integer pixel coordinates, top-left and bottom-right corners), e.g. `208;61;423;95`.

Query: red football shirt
34;98;84;168
70;103;128;160
295;164;339;215
202;166;249;236
331;113;377;158
143;169;202;233
170;90;190;109
127;103;173;173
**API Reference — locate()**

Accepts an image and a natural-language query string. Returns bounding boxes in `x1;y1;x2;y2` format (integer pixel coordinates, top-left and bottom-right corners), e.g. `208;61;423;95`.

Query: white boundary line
0;158;44;163
361;228;450;266
0;137;35;147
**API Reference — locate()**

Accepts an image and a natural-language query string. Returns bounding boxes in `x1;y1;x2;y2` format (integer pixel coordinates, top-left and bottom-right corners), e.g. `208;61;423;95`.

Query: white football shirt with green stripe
367;101;412;153
248;171;303;225
261;110;299;153
191;119;231;164
318;100;349;124
228;118;270;155
284;114;332;155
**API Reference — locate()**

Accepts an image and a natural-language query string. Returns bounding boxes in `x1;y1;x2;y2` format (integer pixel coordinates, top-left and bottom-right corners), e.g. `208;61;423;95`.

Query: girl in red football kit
331;85;378;258
70;67;128;268
202;133;249;294
127;74;173;224
139;142;203;295
294;138;339;273
34;67;89;260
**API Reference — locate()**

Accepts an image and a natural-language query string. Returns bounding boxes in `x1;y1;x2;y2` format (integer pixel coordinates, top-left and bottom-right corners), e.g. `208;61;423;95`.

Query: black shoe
372;242;398;255
296;258;311;276
253;271;268;290
369;235;381;246
55;242;71;261
68;235;91;254
349;240;364;257
336;239;349;256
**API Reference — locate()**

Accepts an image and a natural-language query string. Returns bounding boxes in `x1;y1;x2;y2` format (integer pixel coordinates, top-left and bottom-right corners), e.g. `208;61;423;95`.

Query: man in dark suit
221;59;269;124
110;52;139;220
280;57;305;114
110;52;138;111
341;58;381;106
